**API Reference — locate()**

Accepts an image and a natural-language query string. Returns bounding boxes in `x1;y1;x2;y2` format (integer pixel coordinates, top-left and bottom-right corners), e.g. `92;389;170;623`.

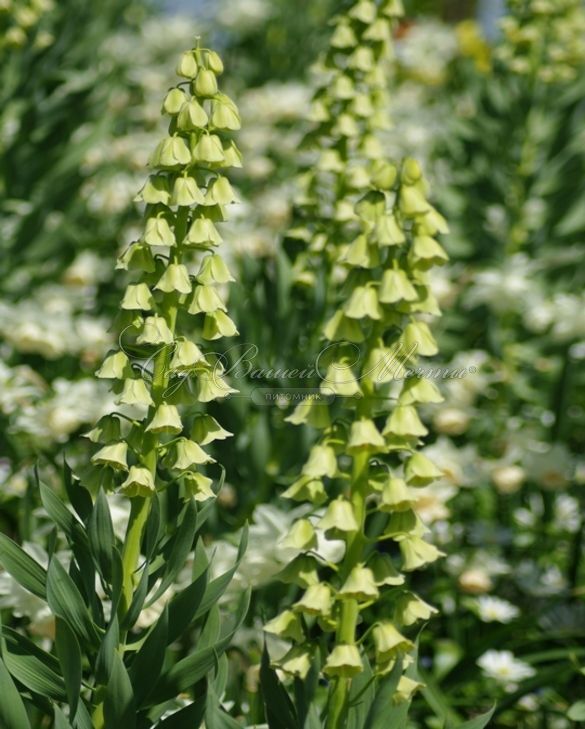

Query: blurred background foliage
0;0;584;727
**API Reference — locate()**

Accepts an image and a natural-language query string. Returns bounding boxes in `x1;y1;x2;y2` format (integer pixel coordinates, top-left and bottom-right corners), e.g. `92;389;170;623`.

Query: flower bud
383;405;428;438
96;351;130;379
404;452;443;486
144;216;176;247
146;403;183;434
264;610;304;643
279;519;317;551
318;498;358;535
196;254;235;285
372;622;413;663
191;413;232;445
137;316;174;345
347;418;385;453
120;466;155;498
118;378;154;407
401;158;423;185
183;472;215;501
323;644;363;678
155;263;193;295
194;69;218;97
171;176;205;206
91;442;128;471
206;50;224;74
202;310;239;340
370;160;397;189
339;565;379;601
163;87;188;115
302;444;337;479
344;285;382;320
121;283;153;311
294;583;333;617
400;536;444;571
176;50;198;78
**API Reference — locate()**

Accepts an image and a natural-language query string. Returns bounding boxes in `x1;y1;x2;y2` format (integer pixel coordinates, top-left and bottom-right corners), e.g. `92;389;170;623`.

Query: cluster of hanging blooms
496;0;585;82
0;0;54;50
87;40;240;506
264;0;449;718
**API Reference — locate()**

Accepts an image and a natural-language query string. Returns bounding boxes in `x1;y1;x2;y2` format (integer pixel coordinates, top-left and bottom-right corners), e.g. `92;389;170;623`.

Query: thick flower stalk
264;0;449;724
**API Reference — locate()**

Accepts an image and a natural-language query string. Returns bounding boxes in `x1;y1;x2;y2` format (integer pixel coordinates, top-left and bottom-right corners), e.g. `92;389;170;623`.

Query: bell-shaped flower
372;622;413;663
279;519;317;551
196;254;235;285
117;243;155;273
155;263;192;295
194;68;218;97
409;235;449;268
401;320;438;357
146;403;183;434
348;45;375;71
169;339;205;371
202;310;238;340
91;442;128;471
183;472;215;501
302;444;337;479
174;438;214;469
374;214;406;246
334;113;359;137
399;376;443;405
324;644;363;678
338;565;379;601
205;176;237;206
176;50;198;78
395;675;424;704
399;185;430;217
349;0;377;23
96;351;129;379
137;315;174;345
330;21;357;48
264;610;304;643
191;133;225;164
332;74;355;100
394;593;438;626
404;452;443;486
417;206;449;235
380;477;419;512
196;369;237;402
136;175;171;205
150;135;191;168
323;310;365;343
401;158;423;185
369;553;405;586
278;554;320;588
343;234;380;268
347;418;386;454
318;498;358;535
162;87;188;115
344;285;382;320
294;583;333;617
222;139;243;168
118;378;154;407
177;98;209;130
285;399;330;429
281;476;327;505
171;176;205;206
121;283;153;311
84;414;121;444
188;285;226;314
400;536;444;571
185;217;222;247
277;646;312;679
355;190;386;223
191;413;232;445
379;268;418;304
120;466;155;498
383;405;428;438
211;99;241;130
370;160;397;189
144;215;176;248
320;360;361;397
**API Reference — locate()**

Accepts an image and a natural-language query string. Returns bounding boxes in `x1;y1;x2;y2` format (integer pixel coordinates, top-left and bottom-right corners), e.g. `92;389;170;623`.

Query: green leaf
63;461;93;523
96;614;119;686
205;683;242;729
54;705;74;729
0;533;47;599
129;606;168;706
145;499;197;607
364;659;404;729
121;561;150;631
568;701;585;722
104;652;136;729
452;705;496;729
347;656;375;729
259;644;298;729
0;656;32;729
55;617;82;717
40;481;82;539
198;605;221;650
2;626;66;701
167;568;209;644
88;489;115;582
47;557;98;648
155;697;206;728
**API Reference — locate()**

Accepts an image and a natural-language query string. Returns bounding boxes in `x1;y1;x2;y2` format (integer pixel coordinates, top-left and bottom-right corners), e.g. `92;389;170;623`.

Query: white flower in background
458;568;492;595
416;482;457;523
491;463;526;494
433;407;471;436
442;350;490;407
239;83;310;123
465;254;540;315
550;293;585;342
523;443;573;490
0;361;44;415
395;20;459;84
554;495;580;533
475;596;520;623
63;251;110;287
477;650;535;690
215;0;271;31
